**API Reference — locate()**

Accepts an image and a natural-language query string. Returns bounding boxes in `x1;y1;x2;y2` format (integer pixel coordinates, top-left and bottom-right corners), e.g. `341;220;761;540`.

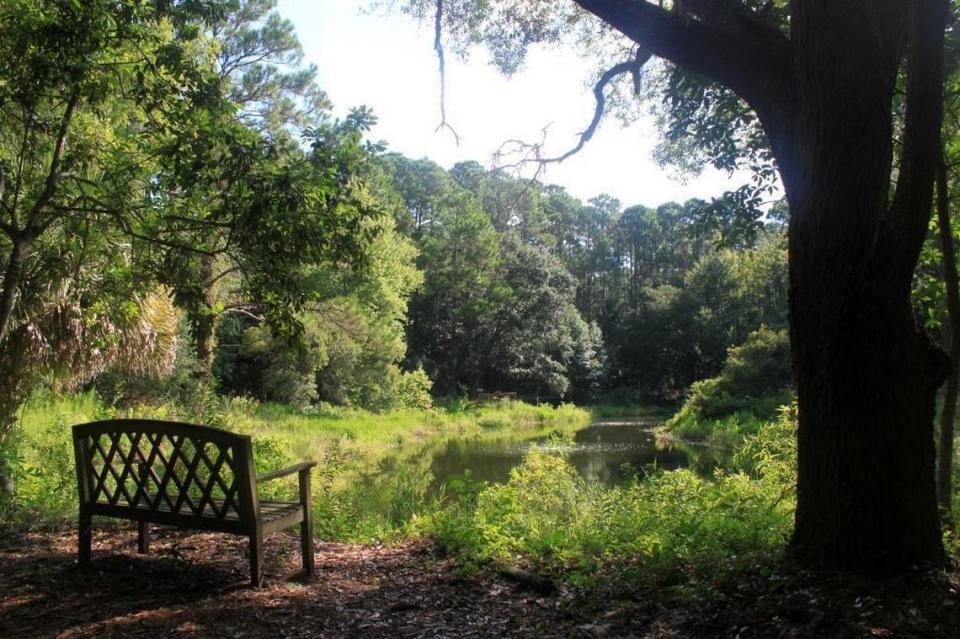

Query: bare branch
545;52;651;164
221;306;263;321
206;265;242;288
433;0;461;145
572;0;795;159
491;49;652;175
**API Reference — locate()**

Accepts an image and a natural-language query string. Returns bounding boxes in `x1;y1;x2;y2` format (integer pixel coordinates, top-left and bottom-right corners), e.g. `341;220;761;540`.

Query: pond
427;418;726;492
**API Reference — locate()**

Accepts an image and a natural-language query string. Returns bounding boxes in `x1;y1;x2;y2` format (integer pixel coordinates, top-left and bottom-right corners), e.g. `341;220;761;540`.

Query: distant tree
477;235;602;397
153;0;378;378
389;155;603;396
402;164;500;393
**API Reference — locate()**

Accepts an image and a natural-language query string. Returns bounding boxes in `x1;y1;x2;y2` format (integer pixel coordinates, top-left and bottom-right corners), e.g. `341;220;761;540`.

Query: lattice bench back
73;420;259;534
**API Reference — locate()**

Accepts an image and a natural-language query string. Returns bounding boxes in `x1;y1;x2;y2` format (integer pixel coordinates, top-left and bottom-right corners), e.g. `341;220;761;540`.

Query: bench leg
300;520;314;577
78;513;92;565
249;535;264;588
299;469;315;578
137;521;149;554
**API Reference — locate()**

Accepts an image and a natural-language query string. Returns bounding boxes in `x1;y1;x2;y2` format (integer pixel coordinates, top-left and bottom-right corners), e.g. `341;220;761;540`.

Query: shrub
386;366;434;411
428;406;797;585
665;327;792;443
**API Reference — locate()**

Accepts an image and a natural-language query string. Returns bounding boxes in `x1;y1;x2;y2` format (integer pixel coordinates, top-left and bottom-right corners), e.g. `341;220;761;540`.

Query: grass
5;392;960;593
1;392;591;541
661;408;768;449
588;402;676;421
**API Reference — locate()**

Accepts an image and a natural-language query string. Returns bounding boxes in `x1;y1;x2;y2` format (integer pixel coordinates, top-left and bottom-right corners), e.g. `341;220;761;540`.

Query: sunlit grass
3;392;591;540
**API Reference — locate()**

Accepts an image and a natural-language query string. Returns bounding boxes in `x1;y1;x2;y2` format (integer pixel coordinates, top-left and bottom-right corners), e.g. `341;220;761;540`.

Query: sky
276;0;750;208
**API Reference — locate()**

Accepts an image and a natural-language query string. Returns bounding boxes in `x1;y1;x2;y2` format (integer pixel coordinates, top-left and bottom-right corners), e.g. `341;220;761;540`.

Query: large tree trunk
787;1;948;571
789;249;948;570
570;0;949;573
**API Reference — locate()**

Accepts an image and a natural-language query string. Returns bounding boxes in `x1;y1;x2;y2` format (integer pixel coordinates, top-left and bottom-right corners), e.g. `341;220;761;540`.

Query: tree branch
543;53;651;164
573;1;789;100
206;265;242;288
679;0;779;36
10;108;33;228
883;0;949;283
26;91;80;238
433;0;461;145
491;52;650;178
571;0;798;187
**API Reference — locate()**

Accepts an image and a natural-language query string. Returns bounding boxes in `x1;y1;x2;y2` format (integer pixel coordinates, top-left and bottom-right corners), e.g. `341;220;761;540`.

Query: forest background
0;0;956;593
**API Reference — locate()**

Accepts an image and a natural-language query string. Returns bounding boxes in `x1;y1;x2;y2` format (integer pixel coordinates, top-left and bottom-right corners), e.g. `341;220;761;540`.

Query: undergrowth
7;394;956;591
425;405;799;587
0;392;590;541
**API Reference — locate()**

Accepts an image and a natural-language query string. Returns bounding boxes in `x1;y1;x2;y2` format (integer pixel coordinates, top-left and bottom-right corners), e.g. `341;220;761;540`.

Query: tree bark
192;253;219;378
571;0;950;572
936;156;959;523
786;0;948;572
0;239;26;344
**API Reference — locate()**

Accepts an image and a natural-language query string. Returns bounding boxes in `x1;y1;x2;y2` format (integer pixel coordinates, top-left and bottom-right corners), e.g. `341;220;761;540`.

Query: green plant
425;407;797;587
664;327;792;444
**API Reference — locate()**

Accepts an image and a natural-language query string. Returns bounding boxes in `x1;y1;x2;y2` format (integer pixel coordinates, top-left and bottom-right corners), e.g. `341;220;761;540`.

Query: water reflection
428;420;726;492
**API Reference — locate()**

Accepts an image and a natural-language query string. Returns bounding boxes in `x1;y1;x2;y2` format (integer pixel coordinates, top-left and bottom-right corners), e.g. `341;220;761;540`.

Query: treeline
381;156;789;402
0;0;791;445
202;149;790;408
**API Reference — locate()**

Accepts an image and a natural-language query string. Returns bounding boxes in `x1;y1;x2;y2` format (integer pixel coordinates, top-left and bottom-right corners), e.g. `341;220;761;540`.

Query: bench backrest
72;420;259;532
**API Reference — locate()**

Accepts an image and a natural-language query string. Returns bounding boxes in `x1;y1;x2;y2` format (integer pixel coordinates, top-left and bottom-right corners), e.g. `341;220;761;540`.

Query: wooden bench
475;391;518;404
72;419;316;587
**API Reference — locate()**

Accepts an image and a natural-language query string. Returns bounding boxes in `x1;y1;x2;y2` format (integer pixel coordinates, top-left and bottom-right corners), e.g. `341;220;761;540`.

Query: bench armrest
257;461;317;483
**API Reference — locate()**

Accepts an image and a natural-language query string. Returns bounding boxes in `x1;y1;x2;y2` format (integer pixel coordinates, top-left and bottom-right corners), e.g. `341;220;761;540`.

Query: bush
428;406;797;586
360;365;435;412
664;327;792;443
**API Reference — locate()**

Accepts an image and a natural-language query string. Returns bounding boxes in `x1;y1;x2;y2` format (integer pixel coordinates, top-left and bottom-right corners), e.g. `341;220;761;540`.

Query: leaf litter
1;527;959;638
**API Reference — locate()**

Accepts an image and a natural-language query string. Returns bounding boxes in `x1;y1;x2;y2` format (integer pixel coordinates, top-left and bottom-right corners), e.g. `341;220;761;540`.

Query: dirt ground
0;526;594;638
2;527;960;638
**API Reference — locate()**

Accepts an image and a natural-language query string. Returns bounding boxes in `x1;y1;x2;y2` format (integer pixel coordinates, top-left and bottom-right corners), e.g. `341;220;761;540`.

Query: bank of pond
2;393;803;584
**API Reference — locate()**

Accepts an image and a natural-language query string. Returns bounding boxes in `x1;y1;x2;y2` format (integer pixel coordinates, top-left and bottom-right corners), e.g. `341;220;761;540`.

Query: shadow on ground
0;527;586;638
2;527;960;638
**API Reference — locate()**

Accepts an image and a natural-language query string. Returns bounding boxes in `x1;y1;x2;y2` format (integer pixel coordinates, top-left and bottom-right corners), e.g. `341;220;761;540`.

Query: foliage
665;327;792;444
385;152;785;402
428;405;797;585
388;155;606;398
609;234;788;395
388;367;435;410
214;207;423;411
0;0;226;449
1;393;590;536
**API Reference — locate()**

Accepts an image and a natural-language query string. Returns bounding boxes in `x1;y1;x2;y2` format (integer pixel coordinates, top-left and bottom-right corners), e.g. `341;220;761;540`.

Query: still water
427;419;724;490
